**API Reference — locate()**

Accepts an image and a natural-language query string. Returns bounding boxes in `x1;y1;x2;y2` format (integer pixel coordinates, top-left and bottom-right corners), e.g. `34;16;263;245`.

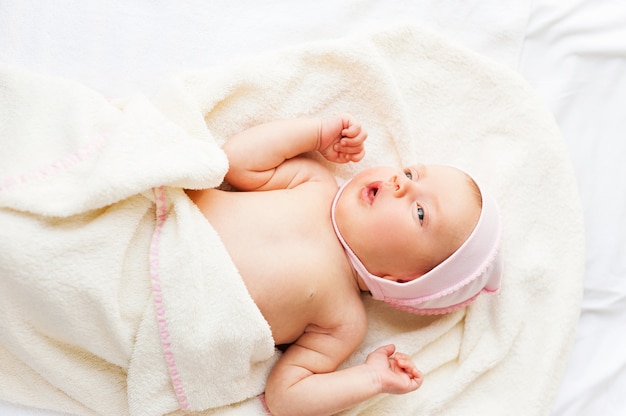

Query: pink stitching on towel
0;136;108;192
150;186;190;410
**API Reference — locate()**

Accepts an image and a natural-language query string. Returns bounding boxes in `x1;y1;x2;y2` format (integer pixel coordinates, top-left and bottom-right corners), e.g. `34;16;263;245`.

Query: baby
185;114;502;416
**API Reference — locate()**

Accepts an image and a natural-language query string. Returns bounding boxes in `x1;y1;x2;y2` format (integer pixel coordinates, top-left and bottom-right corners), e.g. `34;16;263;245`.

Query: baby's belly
187;188;333;345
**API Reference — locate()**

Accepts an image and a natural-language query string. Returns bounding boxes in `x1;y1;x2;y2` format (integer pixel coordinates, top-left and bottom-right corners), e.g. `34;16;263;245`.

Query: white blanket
0;25;584;415
0;65;277;415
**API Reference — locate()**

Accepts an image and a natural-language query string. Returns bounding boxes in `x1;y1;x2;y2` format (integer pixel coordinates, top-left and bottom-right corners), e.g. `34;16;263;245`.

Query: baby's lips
360;182;381;205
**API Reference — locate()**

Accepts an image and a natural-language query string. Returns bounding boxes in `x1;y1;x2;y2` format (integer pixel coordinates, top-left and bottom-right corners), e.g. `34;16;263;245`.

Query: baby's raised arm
222;114;366;191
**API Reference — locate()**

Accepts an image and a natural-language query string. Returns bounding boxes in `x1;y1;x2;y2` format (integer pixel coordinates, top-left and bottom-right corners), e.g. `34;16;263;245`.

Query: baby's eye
404;169;413;180
417;206;424;224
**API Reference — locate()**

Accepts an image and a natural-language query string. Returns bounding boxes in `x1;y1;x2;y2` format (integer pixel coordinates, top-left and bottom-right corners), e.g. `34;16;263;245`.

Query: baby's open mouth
362;181;382;205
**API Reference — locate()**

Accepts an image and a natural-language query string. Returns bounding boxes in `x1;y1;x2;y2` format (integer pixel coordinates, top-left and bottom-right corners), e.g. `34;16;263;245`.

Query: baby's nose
388;175;407;196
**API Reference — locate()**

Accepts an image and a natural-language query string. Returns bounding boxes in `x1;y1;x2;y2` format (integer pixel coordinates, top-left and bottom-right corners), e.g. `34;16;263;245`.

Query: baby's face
334;164;481;281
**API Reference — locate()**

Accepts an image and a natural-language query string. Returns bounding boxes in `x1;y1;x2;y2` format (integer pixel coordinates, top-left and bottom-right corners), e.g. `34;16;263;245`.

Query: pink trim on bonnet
331;173;502;315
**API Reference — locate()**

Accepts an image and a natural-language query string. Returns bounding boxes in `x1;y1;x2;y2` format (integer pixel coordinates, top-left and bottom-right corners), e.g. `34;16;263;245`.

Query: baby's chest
244;247;350;336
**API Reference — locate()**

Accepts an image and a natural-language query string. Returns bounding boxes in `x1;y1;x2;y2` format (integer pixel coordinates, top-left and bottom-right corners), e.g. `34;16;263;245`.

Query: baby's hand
318;114;367;163
365;344;423;395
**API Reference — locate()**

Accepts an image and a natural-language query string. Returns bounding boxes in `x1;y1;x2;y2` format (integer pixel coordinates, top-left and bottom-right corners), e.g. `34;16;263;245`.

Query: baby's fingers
346;149;366;163
342;121;360;137
394;353;422;380
341;125;368;142
336;143;364;161
333;141;365;162
334;138;363;153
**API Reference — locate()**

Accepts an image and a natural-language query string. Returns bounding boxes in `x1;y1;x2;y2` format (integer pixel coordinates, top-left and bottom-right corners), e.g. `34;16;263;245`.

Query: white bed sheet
0;0;530;98
0;1;624;415
520;1;626;415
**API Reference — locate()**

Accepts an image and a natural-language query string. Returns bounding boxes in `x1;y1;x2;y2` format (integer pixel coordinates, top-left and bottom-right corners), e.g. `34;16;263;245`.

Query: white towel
0;64;277;415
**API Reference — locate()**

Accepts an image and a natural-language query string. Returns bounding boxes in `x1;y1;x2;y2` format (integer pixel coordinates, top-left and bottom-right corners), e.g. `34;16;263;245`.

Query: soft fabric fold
0;64;277;416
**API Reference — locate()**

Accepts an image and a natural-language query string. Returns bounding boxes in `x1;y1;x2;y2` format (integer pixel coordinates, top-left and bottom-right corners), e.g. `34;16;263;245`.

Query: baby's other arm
264;313;422;416
223;115;366;191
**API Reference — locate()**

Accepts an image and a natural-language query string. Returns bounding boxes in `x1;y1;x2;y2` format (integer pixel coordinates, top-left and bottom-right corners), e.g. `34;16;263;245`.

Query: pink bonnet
331;175;502;315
